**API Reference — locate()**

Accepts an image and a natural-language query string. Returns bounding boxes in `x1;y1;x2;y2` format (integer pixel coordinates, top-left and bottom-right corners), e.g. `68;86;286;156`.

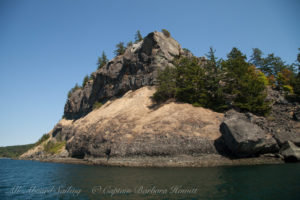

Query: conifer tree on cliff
223;47;270;115
97;51;108;69
135;30;143;43
114;42;126;56
205;47;227;111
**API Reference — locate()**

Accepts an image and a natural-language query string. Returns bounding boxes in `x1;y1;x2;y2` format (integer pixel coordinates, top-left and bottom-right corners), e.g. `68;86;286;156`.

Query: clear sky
0;0;299;146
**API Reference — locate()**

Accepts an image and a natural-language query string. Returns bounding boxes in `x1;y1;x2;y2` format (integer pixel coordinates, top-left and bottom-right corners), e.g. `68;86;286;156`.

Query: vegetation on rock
161;29;171;37
82;75;89;87
93;101;103;110
249;48;297;94
67;83;81;98
153;47;286;116
44;141;66;154
97;51;108;69
135;30;143;42
35;133;50;147
114;42;126;56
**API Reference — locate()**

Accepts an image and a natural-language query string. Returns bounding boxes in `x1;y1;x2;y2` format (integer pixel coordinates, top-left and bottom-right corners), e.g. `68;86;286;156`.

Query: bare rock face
220;110;279;157
280;141;300;162
56;87;225;159
64;32;183;119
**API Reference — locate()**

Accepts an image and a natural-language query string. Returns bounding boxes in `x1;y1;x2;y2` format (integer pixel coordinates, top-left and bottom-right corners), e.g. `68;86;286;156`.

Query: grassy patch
44;141;66;154
93;101;103;110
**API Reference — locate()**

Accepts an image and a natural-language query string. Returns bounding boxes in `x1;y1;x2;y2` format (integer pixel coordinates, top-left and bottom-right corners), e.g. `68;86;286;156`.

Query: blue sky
0;0;299;146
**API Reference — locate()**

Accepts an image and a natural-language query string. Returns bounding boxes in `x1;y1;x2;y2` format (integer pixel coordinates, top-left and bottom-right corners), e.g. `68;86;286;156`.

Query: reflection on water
0;159;300;199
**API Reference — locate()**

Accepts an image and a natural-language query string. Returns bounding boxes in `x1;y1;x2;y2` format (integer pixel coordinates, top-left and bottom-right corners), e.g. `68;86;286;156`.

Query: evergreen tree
205;47;227;111
297;48;300;71
292;48;300;102
152;66;176;102
175;57;208;106
250;48;263;67
114;42;126;56
68;83;81;98
223;48;270;115
134;30;143;42
263;53;286;76
82;75;89;87
153;47;272;115
249;48;270;74
222;47;249;94
127;41;133;47
97;51;108;69
234;66;270;115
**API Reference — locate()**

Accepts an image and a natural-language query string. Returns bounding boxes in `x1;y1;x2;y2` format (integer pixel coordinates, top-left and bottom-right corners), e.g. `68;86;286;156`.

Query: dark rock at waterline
220;113;279;157
280;141;300;162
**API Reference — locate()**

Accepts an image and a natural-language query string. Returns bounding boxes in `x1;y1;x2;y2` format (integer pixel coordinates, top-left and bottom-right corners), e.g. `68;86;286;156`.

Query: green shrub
282;85;294;93
68;83;81;98
182;48;191;53
161;29;170;37
44;141;66;154
93;101;103;110
35;134;50;146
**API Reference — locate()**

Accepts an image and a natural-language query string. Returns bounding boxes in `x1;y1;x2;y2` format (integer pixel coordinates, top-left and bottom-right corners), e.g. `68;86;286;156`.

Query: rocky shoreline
20;154;284;167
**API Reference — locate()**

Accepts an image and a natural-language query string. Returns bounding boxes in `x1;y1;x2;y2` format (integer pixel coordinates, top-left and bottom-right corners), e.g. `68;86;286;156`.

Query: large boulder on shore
220;111;279;157
280;141;300;162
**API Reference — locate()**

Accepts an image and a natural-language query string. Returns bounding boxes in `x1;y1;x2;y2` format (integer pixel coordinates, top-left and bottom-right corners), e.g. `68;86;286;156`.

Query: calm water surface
0;159;299;200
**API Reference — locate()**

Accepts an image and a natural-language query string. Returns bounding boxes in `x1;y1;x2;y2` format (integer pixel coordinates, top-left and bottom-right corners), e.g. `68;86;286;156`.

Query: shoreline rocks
280;141;300;162
220;112;279;158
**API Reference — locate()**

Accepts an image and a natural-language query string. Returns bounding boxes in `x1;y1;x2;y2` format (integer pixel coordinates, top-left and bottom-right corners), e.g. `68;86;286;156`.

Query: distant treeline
0;144;35;158
0;134;50;158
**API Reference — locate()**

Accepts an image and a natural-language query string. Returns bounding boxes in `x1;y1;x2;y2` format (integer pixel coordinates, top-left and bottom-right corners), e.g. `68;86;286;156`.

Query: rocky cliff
21;31;300;166
64;31;183;119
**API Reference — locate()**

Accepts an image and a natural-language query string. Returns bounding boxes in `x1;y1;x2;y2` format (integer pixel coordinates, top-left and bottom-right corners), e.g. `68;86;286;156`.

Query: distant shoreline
18;154;284;167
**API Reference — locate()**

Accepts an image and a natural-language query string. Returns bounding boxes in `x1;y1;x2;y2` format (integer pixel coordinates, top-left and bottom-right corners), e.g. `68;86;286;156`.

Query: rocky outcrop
64;31;183;119
21;87;227;162
293;108;300;121
273;131;300;147
280;141;300;162
20;31;300;166
259;88;300;146
220;111;278;157
63;87;224;158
